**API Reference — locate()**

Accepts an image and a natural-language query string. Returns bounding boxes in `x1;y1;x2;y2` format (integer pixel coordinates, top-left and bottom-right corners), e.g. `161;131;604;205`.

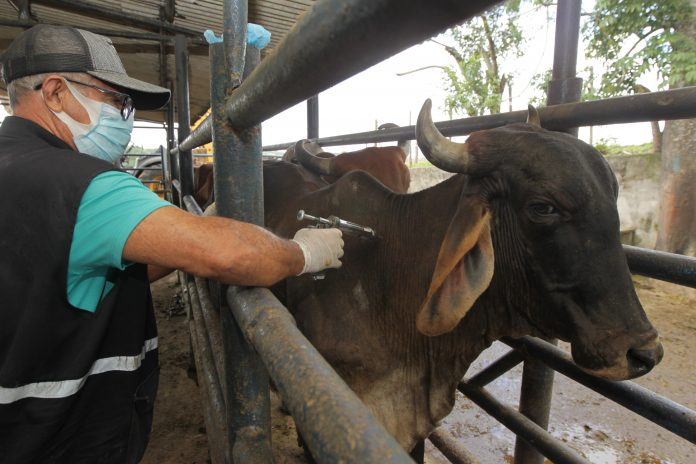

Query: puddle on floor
426;342;692;464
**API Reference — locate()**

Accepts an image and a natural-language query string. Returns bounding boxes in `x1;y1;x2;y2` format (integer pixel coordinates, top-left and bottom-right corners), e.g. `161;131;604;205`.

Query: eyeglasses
35;77;134;121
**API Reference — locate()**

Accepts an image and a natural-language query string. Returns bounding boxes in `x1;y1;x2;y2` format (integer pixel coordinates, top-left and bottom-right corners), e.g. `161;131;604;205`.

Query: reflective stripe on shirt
0;337;158;404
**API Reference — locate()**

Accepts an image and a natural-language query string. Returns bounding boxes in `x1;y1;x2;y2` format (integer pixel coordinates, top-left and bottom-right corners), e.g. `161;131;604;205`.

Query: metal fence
164;0;696;463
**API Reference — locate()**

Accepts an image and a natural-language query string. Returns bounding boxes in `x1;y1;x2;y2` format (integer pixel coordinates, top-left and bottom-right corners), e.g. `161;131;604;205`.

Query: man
0;24;343;463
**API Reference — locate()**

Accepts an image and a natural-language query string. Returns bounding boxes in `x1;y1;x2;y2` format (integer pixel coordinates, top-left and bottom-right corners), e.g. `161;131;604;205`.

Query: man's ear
40;75;68;112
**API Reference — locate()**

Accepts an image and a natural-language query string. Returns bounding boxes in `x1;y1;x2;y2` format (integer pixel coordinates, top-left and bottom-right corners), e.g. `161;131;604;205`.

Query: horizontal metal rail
466;350;525;388
173;116;212;155
503;336;696;444
263;86;696;150
624;245;696;288
428;428;480;464
172;0;501;155
226;287;414;463
457;379;589;464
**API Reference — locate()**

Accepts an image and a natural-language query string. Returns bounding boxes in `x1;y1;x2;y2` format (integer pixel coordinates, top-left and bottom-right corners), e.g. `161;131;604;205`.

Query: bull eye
528;202;559;219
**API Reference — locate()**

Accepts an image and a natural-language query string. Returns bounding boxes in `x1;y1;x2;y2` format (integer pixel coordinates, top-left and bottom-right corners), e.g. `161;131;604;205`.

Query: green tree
584;0;696;255
438;0;554;117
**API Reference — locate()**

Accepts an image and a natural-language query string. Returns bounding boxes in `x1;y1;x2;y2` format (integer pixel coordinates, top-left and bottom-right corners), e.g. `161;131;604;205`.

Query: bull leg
410;440;425;464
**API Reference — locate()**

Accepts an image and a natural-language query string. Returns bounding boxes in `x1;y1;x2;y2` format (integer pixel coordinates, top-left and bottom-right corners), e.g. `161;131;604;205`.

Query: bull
254;99;663;452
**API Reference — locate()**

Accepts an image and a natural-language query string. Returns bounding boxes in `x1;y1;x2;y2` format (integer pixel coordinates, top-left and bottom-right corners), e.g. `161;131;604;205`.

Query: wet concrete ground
426;341;690;464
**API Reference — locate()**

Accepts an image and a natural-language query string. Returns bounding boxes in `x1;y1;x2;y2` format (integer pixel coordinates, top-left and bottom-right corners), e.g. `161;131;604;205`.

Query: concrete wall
408;166;454;193
606;154;661;248
408;153;660;248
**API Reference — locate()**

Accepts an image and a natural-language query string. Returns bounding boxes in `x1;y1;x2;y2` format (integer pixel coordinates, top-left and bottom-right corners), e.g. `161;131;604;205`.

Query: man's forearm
148;264;174;282
124;206;306;287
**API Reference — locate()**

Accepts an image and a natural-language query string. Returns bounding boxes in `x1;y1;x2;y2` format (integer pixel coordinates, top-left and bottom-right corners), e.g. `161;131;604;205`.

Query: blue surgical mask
49;81;134;165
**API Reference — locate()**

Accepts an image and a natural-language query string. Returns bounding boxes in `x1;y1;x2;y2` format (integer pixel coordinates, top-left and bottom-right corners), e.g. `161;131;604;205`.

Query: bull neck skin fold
274;170;539;450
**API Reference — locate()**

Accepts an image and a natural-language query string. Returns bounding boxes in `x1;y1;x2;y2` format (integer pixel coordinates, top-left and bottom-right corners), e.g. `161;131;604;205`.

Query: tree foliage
583;0;696;96
441;0;519;116
439;0;554;117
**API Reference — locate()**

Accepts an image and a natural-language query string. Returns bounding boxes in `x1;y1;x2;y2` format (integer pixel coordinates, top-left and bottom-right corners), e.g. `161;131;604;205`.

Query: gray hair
8;71;89;108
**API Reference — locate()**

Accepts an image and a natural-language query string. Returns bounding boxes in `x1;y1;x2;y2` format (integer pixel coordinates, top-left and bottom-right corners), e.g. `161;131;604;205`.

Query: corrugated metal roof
0;0;316;123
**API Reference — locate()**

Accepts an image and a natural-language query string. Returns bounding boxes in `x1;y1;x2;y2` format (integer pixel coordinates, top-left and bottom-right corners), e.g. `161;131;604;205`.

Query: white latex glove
291;228;344;275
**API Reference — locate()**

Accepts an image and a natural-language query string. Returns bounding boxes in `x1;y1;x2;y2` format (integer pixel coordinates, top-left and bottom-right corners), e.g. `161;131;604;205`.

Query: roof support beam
31;0;203;38
0;18;207;47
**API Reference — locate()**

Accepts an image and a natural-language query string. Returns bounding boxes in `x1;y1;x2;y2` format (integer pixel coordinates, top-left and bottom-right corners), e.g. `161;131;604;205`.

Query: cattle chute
160;0;696;463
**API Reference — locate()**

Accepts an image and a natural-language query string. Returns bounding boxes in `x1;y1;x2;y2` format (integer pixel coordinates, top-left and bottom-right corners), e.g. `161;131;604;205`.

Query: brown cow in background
284;123;410;193
193;123;411;207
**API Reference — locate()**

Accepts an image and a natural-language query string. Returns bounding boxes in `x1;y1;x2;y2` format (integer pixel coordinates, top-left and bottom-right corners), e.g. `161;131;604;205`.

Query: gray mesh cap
1;24;170;110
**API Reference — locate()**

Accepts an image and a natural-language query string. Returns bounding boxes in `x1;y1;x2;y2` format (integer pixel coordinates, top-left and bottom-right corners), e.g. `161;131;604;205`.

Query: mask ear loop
62;80;104;126
45;80;103;138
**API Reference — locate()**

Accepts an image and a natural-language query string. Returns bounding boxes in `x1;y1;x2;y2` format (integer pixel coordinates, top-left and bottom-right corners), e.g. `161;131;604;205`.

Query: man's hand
291;228;344;275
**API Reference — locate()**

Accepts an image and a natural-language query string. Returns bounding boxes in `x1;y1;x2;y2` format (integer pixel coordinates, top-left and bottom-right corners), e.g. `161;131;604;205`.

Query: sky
222;0;654;153
1;0;656;152
257;0;656;153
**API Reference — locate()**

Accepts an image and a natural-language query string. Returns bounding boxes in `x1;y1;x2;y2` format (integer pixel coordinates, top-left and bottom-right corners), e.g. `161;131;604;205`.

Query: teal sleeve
67;171;172;312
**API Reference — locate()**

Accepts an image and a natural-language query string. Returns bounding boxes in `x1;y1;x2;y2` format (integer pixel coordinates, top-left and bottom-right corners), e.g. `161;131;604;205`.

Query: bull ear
416;196;494;336
526;104;541;126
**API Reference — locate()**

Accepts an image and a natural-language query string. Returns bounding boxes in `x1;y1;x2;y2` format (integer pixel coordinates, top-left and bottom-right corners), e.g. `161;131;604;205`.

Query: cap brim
87;70;170;111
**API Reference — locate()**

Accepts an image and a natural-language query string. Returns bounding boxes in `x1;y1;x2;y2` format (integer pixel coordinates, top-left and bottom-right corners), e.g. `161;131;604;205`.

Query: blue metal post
211;0;272;461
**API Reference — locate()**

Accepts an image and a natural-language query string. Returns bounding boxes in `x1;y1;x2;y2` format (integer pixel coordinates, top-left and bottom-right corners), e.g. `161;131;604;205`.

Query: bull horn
526;104;541;126
378;122;410;156
415;99;471;173
294;139;335;175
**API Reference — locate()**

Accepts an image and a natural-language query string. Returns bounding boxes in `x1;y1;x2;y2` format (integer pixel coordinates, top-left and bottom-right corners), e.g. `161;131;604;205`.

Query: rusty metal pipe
182;194;203;216
458;380;589;464
503;336;696;444
624;245;696;288
227;287;414;463
224;0;499;128
262;86;696;151
174;0;500;152
194;276;226;393
428;428;481;464
467;349;525;388
186;279;228;464
212;3;273;457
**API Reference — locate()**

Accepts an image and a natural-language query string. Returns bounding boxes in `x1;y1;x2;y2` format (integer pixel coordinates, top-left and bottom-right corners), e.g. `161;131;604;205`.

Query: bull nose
627;343;664;375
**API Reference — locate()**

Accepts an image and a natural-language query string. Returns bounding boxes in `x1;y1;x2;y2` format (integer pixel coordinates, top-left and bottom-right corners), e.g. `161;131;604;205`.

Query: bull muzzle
574;331;663;381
